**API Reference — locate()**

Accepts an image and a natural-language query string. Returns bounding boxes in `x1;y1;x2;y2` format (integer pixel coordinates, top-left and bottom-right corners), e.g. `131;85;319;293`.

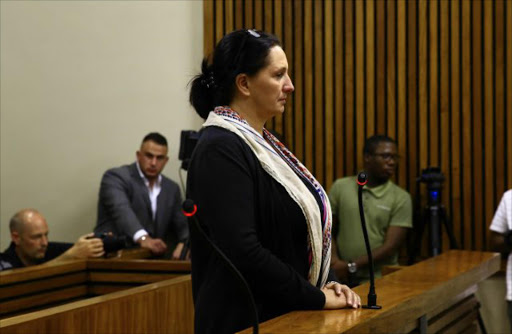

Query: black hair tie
201;73;216;89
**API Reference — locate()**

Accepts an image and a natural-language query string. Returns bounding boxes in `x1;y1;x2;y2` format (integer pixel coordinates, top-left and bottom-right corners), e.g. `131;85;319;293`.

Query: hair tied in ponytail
201;72;216;89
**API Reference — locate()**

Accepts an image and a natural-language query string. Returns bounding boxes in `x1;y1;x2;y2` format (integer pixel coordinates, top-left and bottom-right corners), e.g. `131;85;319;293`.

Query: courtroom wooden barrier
238;250;500;334
0;275;194;334
87;259;191;295
0;261;88;317
0;257;191;320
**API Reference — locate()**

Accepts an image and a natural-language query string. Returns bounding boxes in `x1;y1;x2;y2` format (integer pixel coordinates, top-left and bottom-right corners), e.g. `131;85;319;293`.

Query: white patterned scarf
203;106;332;287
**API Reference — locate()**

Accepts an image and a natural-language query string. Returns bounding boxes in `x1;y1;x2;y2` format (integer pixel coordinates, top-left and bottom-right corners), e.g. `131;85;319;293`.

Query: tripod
408;168;458;263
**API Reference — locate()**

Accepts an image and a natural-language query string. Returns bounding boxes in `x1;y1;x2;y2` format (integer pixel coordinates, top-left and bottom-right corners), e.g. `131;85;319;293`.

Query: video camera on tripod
408;167;458;263
418;167;445;207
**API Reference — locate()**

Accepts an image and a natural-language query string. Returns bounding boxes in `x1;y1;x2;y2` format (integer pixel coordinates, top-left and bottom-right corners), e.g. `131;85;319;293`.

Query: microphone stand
357;172;382;309
182;199;259;334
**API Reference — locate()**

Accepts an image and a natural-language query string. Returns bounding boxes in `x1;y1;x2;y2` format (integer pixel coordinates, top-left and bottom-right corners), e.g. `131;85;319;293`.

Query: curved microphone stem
183;200;259;334
357;173;382;309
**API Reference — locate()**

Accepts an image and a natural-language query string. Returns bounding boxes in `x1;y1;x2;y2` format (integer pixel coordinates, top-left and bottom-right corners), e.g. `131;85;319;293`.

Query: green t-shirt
329;176;413;279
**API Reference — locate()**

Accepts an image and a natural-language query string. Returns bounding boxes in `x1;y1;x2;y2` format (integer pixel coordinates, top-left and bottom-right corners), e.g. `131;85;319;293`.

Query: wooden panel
427;295;479;333
494;0;506;219
203;0;215;57
365;0;375;138
0;261;86;285
0;272;86;300
483;0;495;243
87;259;191;272
303;0;313;171
237;251;499;333
0;286;87;316
439;0;450;252
334;0;344;180
88;285;137;296
283;0;294;149
203;0;512;253
112;247;151;260
324;0;334;189
418;0;428;176
344;0;355;175
293;0;304;161
387;0;396;140
314;0;324;183
426;284;477;320
88;272;181;284
461;0;472;249
407;0;418;196
472;0;483;250
375;0;386;135
354;0;364;171
0;275;194;334
450;0;462;248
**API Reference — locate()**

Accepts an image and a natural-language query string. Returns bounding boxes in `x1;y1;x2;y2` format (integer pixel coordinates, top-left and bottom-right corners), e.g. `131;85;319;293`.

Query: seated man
0;209;104;271
329;135;412;285
95;132;188;259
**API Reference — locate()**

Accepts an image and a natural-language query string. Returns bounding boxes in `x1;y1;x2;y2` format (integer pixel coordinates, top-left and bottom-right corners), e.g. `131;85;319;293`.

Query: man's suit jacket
95;163;188;245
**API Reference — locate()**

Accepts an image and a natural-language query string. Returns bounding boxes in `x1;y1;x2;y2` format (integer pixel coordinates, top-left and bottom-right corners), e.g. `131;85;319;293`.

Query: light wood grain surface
238;250;499;334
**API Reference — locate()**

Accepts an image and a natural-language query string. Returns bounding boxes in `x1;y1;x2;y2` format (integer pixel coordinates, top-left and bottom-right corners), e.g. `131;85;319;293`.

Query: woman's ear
235;73;250;97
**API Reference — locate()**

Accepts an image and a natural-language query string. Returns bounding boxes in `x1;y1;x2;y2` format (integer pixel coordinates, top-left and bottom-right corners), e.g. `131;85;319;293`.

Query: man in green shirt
329;135;412;285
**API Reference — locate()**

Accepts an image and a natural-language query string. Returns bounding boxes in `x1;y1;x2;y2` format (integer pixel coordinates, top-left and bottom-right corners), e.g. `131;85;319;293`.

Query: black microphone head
182;199;197;216
357;172;368;186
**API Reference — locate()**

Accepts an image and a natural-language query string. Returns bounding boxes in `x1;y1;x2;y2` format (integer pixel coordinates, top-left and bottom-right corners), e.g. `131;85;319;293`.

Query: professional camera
418;167;444;186
417;167;445;204
179;130;200;171
92;232;128;254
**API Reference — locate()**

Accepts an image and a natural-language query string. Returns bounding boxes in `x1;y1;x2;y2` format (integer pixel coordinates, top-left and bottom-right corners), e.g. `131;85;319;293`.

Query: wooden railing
238;250;500;334
0;257;193;334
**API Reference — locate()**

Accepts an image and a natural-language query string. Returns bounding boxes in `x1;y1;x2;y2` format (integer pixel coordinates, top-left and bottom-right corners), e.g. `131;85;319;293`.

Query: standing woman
188;29;360;334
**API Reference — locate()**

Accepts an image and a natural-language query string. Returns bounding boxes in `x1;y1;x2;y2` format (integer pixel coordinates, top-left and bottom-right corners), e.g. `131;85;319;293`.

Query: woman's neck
229;102;265;135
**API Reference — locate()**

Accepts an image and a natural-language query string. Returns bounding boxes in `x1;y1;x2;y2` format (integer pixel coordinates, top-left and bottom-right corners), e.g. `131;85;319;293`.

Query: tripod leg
440;207;459;249
477;303;488;334
408;208;428;264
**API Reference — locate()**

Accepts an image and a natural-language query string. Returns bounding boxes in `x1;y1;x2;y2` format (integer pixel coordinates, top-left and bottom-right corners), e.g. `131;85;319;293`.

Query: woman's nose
284;74;294;93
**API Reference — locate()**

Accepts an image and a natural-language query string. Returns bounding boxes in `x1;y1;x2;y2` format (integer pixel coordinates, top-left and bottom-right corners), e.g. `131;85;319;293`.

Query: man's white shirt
132;162;162;243
490;189;512;300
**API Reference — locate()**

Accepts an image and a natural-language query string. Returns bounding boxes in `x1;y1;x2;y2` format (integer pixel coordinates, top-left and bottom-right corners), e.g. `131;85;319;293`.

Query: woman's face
246;46;294;121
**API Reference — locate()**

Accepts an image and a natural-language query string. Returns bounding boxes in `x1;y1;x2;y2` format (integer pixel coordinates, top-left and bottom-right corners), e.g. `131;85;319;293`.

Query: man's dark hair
363;135;396;155
142;132;167;147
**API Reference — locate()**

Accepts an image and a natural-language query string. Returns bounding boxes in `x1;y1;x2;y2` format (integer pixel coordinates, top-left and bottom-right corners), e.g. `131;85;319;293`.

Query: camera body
92;232;128;254
179;130;200;171
418;167;445;205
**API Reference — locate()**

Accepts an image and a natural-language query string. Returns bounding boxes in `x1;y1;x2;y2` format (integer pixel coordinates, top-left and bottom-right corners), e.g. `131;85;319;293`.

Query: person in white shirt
489;189;512;329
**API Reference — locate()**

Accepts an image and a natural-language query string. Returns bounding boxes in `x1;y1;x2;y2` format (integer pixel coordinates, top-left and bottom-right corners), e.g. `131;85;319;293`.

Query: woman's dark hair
189;29;281;119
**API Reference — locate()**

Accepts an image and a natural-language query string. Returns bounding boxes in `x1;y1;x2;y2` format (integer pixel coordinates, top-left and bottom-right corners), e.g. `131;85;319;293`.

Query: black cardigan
187;126;325;334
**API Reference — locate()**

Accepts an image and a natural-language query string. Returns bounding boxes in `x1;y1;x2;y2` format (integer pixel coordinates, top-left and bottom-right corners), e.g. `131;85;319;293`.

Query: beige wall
0;1;204;248
477;274;511;334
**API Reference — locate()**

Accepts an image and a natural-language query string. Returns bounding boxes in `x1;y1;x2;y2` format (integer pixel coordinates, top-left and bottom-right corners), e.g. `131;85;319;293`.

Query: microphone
182;199;259;334
357;172;382;309
179;238;189;260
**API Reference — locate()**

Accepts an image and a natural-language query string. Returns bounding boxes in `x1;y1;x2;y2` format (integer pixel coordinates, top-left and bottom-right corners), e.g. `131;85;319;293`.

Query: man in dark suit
95;132;189;259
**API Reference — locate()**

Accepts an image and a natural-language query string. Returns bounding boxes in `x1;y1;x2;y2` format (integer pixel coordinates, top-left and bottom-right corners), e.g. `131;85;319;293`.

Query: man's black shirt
0;242;72;271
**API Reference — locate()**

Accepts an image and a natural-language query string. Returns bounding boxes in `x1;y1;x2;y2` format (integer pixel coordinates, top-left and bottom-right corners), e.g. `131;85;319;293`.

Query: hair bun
200;72;216;89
